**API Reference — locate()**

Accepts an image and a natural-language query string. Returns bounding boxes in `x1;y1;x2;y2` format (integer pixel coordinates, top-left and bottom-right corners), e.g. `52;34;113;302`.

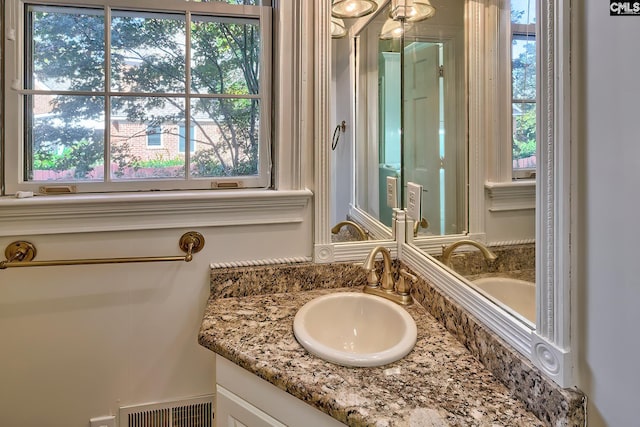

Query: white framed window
510;0;536;179
146;125;162;148
483;0;536;211
4;0;272;193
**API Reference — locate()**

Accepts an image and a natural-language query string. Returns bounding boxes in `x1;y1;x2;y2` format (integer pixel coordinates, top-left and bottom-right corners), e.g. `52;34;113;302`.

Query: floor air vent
120;395;214;427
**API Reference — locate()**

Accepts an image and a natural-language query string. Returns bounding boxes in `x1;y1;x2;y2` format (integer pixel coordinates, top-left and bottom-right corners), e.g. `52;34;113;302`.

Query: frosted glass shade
331;17;347;38
407;0;436;22
332;0;378;18
391;0;435;22
380;18;404;39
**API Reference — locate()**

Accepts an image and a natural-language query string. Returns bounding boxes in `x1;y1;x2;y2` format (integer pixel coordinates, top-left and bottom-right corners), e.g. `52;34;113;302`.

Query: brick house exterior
111;119;221;162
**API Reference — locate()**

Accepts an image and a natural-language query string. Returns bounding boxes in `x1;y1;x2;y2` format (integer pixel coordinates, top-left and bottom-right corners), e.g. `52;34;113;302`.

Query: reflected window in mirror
511;0;537;180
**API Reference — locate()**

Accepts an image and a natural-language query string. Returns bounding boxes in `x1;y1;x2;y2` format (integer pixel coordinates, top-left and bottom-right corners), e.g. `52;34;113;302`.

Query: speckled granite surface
207;262;368;298
425;243;586;425
411;273;585;426
200;287;543;426
199;262;584;426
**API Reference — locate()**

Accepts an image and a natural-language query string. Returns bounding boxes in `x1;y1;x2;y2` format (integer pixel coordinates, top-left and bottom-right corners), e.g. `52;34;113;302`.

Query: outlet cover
406;182;422;221
386;176;398;208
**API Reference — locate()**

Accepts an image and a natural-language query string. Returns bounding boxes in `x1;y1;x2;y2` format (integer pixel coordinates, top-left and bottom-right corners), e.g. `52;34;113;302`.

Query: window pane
190;98;260;177
511;0;535;25
29;6;105;91
178;125;196;153
511;0;537;175
146;126;162;147
27;95;105;182
14;3;270;193
110;97;186;179
512;102;536;170
111;11;186;93
512;36;536;100
191;16;260;95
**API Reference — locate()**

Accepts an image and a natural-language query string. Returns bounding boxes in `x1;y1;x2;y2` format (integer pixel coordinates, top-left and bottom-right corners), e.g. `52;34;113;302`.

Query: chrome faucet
440;239;497;268
362;246;415;305
331;220;368;241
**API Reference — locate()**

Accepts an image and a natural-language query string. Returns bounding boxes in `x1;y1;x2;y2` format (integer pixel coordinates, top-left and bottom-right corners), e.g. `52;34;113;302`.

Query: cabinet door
216;385;286;427
215;355;345;427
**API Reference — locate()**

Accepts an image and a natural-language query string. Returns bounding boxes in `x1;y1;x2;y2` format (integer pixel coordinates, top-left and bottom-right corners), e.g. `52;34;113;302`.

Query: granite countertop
198;284;545;426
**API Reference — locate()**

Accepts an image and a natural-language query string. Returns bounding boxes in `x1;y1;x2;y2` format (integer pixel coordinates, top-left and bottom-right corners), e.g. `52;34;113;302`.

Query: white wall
0;1;313;424
0;220;312;426
576;1;640;425
330;36;354;226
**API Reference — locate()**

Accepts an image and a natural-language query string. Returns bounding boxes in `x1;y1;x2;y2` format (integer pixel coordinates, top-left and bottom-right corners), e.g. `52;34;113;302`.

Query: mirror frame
313;0;574;387
314;0;398;263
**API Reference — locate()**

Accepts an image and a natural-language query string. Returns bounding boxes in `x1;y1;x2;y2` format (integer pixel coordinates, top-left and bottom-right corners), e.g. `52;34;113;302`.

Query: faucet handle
396;268;418;295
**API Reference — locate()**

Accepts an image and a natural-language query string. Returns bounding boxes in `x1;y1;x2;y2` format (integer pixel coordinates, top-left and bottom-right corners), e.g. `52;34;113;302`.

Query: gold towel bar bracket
0;231;205;270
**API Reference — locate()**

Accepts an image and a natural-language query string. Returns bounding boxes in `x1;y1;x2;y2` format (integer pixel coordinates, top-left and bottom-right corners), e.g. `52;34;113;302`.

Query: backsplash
209;261;367;298
435;243;535;282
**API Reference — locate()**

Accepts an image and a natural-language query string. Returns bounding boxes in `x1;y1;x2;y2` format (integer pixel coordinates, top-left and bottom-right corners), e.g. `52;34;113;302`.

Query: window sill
0;189;312;236
485;180;535;212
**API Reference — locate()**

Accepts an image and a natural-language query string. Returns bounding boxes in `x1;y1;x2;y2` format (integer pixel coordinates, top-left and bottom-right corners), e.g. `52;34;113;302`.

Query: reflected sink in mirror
293;292;417;367
473;277;536;323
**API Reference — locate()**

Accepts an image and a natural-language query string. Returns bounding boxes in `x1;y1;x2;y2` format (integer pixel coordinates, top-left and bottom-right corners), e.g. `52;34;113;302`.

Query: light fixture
331;17;347;38
407;0;436;21
390;0;435;22
379;18;404;40
332;0;378;19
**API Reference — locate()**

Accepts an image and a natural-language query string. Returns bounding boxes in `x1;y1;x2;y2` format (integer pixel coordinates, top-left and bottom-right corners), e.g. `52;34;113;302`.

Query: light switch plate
406;182;422;222
386;176;398;208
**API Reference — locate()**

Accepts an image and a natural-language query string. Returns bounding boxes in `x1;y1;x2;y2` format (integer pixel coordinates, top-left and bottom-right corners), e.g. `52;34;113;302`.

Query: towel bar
0;231;205;270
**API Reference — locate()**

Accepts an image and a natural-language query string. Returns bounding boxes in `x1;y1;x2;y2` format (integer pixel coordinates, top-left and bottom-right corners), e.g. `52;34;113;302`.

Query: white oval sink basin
293;292;417;367
473;277;536;323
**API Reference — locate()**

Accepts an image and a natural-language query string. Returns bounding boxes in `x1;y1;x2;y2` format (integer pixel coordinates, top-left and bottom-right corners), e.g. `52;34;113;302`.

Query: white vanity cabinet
215;355;345;427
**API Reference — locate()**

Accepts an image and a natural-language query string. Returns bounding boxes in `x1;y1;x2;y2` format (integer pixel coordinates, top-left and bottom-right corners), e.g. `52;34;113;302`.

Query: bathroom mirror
406;0;536;325
328;0;467;244
329;3;397;244
400;0;573;387
350;0;466;239
315;0;575;387
334;0;534;322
